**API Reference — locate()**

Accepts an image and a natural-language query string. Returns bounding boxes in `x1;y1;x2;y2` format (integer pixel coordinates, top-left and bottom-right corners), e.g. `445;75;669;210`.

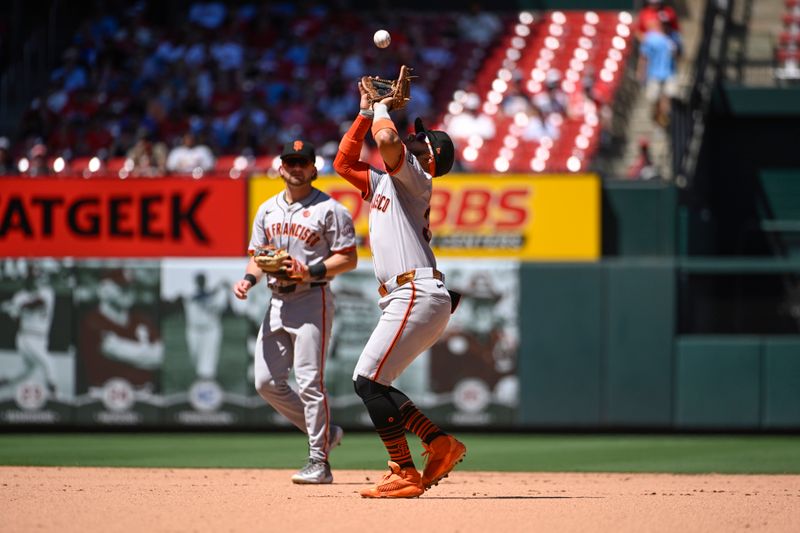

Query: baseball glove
252;247;297;280
362;64;414;110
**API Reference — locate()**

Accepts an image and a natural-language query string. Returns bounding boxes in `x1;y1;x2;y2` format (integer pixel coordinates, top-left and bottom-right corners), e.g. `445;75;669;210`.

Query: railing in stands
670;0;736;190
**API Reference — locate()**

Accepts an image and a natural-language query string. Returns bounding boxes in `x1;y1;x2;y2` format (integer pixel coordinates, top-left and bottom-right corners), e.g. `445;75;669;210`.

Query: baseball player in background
0;269;58;396
78;268;164;392
332;83;466;498
183;272;228;382
233;140;358;485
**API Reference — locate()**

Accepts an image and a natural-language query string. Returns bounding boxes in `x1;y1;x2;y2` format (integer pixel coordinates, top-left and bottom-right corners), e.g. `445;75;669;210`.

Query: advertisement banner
159;258;265;427
72;262;163;426
0;259;74;425
0;177;248;257
250;174;600;260
326;260;520;427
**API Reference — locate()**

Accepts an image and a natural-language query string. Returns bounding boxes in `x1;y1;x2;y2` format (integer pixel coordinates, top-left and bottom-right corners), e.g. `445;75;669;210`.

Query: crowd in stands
0;0;662;177
3;1;487;177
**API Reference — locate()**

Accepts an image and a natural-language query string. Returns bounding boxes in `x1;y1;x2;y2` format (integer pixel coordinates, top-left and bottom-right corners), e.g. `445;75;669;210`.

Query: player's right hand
233;279;251;300
358;81;370;110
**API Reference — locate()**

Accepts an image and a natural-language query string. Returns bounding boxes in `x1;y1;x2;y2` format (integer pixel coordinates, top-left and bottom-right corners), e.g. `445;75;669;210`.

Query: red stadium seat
106;157;127;174
70;157;92;173
779;32;800;46
214;155;238;174
253;156;276;172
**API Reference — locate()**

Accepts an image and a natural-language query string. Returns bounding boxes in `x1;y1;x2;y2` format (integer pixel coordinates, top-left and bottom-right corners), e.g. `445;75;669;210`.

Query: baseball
373;29;391;49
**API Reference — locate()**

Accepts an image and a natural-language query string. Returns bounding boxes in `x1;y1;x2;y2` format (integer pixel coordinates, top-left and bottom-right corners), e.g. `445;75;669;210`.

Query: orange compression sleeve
334;114;372;195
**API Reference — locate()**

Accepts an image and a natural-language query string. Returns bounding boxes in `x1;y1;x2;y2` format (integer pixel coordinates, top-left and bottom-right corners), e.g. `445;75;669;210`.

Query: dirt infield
2;467;799;532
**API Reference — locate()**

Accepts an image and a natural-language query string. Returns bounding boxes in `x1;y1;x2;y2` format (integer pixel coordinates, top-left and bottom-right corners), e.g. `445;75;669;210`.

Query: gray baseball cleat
291;458;333;485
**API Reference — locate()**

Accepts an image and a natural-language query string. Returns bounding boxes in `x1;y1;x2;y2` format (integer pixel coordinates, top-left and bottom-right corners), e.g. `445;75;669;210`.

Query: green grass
1;433;799;473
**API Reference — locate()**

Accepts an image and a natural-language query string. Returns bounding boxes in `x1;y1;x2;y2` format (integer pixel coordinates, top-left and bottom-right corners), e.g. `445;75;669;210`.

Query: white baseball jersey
248;189;356;287
364;148;436;284
10;287;55;336
184;287;227;380
248;187;355;462
353;146;452;385
8;286;58;387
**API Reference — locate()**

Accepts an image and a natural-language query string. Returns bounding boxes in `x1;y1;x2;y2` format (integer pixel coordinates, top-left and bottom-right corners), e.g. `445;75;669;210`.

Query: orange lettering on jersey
268;221;320;245
370;193;390;213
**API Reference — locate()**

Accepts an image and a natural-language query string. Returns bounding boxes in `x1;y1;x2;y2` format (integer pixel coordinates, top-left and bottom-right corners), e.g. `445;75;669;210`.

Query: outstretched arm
371;98;403;172
333;81;373;195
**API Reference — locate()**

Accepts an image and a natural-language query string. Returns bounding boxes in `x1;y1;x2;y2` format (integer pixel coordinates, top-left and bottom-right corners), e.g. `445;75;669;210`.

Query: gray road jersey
366;146;436;284
248;188;356;288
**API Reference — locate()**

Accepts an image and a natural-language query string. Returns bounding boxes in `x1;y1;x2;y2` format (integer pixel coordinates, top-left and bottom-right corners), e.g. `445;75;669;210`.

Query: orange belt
378;269;444;297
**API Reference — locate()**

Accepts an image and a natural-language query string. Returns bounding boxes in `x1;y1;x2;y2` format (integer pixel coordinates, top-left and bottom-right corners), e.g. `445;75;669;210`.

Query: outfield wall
1;175;798;430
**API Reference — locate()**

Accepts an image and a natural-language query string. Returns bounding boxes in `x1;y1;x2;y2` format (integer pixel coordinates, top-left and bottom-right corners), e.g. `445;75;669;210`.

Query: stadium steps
613;4;704;180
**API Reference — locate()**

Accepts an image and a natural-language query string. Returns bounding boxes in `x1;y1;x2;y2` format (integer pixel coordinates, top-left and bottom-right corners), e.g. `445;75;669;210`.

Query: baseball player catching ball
332;83;466;498
233;140;357;485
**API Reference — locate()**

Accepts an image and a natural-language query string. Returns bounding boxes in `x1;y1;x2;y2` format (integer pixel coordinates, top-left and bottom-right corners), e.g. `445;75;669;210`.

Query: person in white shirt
166;132;215;174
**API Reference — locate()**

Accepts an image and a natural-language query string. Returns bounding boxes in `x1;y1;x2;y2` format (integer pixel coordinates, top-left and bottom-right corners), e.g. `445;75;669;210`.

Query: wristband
373;103;390;120
243;273;257;286
359;109;374;119
308;262;327;279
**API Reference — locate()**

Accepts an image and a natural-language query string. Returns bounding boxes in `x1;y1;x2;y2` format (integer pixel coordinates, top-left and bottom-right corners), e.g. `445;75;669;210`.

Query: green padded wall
675;337;761;429
604;261;675;426
603;182;676;256
763;337;800;428
519;263;605;426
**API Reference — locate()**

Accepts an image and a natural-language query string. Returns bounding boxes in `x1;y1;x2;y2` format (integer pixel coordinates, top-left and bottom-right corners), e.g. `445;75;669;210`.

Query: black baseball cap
280;139;316;162
414;118;454;177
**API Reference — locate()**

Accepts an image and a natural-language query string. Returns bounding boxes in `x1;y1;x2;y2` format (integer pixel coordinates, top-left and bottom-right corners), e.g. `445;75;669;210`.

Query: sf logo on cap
293;140;304;151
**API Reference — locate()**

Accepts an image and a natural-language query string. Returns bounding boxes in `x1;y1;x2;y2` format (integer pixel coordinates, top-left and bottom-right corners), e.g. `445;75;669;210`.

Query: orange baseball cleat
359;461;424;498
420;435;467;490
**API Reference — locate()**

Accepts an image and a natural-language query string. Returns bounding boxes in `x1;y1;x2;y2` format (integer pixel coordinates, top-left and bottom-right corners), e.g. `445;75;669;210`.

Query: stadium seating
6;3;489;178
777;0;800;80
440;10;634;173
4;3;637;177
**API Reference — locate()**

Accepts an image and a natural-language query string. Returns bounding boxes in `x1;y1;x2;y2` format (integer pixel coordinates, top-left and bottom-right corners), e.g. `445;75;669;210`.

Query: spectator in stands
501;81;532;117
534;74;568;116
457;2;503;46
405;78;434;122
27;144;51;177
637;0;682;58
627;138;660;180
521;106;559;142
50;48;88;94
447;106;496;142
189;2;228;30
638;18;678;128
0;137;16;175
166;132;215;174
127;130;168;177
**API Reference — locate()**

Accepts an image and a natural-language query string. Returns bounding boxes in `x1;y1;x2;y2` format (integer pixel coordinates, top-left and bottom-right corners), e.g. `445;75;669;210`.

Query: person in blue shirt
638;18;678;128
